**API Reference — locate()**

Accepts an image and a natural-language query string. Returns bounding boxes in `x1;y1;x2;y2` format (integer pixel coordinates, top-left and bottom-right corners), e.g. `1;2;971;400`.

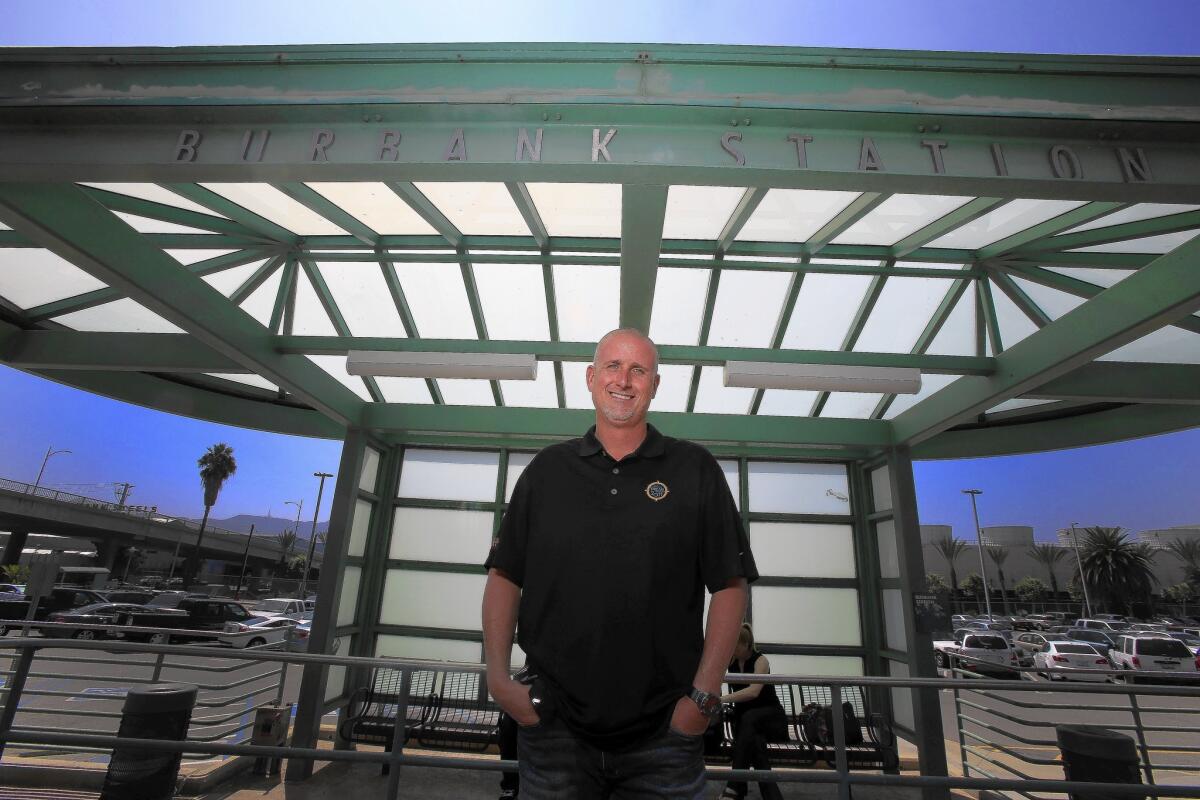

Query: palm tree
931;536;968;595
1027;543;1068;599
986;545;1011;615
1079;526;1157;615
187;443;237;587
275;530;297;573
1165;538;1200;587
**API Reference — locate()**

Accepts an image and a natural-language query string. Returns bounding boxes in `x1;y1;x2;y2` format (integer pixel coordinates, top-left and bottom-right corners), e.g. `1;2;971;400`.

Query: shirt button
610;488;618;495
612;467;619;475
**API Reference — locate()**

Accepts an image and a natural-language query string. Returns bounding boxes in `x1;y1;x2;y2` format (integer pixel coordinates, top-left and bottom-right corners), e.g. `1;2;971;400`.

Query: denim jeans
516;716;706;800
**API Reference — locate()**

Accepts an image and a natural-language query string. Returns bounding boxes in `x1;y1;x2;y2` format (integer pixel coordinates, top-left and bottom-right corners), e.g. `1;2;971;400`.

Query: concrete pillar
1;529;28;566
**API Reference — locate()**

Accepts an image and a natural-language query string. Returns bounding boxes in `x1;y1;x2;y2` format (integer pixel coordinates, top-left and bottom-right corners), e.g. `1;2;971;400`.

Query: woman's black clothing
725;650;787;800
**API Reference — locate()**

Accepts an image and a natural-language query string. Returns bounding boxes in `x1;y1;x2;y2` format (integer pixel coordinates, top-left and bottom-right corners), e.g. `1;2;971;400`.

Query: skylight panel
307;182;438;235
201;259;270;297
925;287;975;357
318;262;407;338
553;264;619;342
883;374;958;419
819;392;884;419
306;355;373;401
199;183;348;235
205;373;279;392
833;194;973;246
1042;267;1134;289
0;249;107;309
82;183;231;217
757;389;819;417
1069;229;1200;253
1060;203;1200;234
781;273;874;351
167;249;238;266
239;266;284;329
375;377;433;404
1098;327;1200;364
414;182;530;236
661;186;746;240
893;260;968;271
291;269;338;336
736;189;859;243
1009;277;1085;320
650;364;693;412
986;398;1058;415
436;379;497;406
693;366;753;415
53;298;185;333
392;262;478;339
112;211;216;235
855;278;952;354
990;281;1039;349
561;361;592;409
649;268;710;345
925;199;1086;249
526;183;621;238
707;270;792;348
472;263;551;341
500;362;558;408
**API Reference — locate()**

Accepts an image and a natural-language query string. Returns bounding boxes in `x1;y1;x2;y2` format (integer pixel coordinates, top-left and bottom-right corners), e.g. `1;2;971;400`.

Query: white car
1033;641;1111;682
251;598;307;619
219;615;297;649
1111;635;1200;683
934;631;1020;677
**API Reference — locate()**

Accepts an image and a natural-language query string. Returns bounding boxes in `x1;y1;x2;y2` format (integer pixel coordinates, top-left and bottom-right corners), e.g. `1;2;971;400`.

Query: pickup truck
934;630;1020;677
118;597;254;644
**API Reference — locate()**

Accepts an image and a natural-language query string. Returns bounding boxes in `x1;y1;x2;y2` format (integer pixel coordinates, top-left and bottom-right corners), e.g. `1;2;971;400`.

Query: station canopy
0;44;1198;459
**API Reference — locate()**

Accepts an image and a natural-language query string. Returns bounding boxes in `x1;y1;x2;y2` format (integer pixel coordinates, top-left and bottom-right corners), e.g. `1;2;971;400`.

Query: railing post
276;662;289;708
0;644;36;762
150;650;166;683
1125;686;1157;787
952;683;970;779
829;684;851;800
384;667;411;800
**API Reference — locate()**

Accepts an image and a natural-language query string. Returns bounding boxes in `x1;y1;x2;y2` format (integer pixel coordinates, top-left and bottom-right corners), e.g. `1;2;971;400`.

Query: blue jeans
517;716;706;800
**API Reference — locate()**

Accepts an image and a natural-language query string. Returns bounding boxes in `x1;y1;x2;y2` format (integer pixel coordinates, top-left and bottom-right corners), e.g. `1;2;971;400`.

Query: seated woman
719;623;788;800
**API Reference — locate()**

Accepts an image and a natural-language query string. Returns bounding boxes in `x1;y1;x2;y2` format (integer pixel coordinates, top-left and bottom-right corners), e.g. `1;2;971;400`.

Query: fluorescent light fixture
347;351;537;381
724;361;922;394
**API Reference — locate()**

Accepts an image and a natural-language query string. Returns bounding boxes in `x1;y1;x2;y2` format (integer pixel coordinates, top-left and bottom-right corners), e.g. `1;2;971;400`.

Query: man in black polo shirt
483;328;757;799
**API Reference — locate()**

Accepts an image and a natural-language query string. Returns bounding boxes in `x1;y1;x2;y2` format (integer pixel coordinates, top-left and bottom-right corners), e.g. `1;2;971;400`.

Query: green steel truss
0;43;1198;459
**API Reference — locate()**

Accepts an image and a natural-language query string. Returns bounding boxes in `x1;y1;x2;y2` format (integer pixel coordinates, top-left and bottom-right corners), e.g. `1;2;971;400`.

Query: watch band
688;687;721;718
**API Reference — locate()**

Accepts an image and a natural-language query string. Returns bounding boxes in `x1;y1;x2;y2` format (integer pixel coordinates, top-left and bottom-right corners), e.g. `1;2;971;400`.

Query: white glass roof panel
375;376;433;404
553;264;619;342
1070;229;1200;253
1009;277;1085;320
855;278;953;354
205;372;279;392
291;270;339;337
834;194;973;246
307;182;437;235
990;282;1039;350
1044;267;1134;289
1061;203;1200;234
561;361;592;409
693;366;753;415
819;392;885;419
1099;327;1200;364
883;373;959;419
500;362;558;408
393;262;477;339
53;298;185;333
167;249;237;266
437;379;497;406
472;263;550;341
707;270;792;348
0;220;9;230
414;182;530;236
894;260;967;271
987;398;1057;414
318;262;407;338
757;389;819;417
925;199;1086;249
199;183;347;235
201;259;270;297
925;286;976;356
649;268;710;346
112;211;215;235
0;249;107;309
527;183;621;238
306;355;372;401
736;189;859;243
82;183;231;217
238;265;284;328
781;273;874;351
661;186;745;240
650;364;693;412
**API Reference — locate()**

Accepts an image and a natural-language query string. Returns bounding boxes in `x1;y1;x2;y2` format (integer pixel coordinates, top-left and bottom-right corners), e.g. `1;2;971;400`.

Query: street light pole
234;524;256;600
284;499;303;590
1069;522;1094;619
33;446;71;489
963;489;994;619
299;472;333;600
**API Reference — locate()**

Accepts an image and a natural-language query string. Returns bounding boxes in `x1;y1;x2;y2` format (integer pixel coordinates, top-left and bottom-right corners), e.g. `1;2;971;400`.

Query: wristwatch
688;687;721;718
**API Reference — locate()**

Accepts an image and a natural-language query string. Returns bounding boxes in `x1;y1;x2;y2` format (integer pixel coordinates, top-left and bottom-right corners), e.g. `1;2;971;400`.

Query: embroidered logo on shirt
645;480;670;501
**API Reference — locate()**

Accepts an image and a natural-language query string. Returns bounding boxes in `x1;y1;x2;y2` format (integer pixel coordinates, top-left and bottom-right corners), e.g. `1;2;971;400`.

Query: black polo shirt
484;424;758;750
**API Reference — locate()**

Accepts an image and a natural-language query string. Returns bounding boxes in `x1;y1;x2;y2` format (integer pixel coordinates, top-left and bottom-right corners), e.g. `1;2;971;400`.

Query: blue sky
1;1;1198;535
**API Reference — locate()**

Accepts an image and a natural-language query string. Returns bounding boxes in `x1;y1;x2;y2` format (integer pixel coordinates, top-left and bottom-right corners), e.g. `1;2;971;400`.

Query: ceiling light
724;361;921;394
346;351;537;381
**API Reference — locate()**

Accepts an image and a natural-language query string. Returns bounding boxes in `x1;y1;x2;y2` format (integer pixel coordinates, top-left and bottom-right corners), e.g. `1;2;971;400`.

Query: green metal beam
384;182;462;248
268;258;297;334
79;185;263;238
716;188;767;255
975;201;1127;259
457;258;505;406
541;262;566;409
0;182;363;426
1015;208;1200;254
1026;362;1200;405
891;234;1200;447
686;266;721;412
891;197;1007;259
619;184;668;332
812;270;888;416
2;329;242;372
377;257;443;404
275;182;378;246
228;254;285;306
749;268;805;415
505;182;549;250
990;269;1051;328
806;193;886;256
164;183;299;245
977;277;1004;354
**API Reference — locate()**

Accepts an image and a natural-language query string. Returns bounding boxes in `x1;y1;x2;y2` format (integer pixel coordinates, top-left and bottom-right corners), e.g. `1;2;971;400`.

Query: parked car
1167;632;1200;656
934;631;1020;677
1034;641;1112;682
103;589;157;605
219;615;297;649
1021;614;1059;631
1110;635;1200;683
120;598;255;644
0;583;21;595
1012;632;1072;667
44;603;183;640
251;598;307;619
1077;618;1131;633
1065;628;1122;654
1128;622;1169;633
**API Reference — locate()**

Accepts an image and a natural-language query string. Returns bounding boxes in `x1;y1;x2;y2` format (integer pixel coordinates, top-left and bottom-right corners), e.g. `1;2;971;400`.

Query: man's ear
652;373;660;398
585;364;595;390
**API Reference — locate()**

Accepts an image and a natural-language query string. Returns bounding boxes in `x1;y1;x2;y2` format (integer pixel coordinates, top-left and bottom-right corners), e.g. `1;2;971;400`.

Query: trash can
252;703;293;776
100;683;198;800
1055;724;1146;800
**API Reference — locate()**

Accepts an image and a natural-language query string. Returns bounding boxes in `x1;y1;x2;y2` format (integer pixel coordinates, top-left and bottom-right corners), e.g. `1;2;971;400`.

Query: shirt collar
578;424;666;460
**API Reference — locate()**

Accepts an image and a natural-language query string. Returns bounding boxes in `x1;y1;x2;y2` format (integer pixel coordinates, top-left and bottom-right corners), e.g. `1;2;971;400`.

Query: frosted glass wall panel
337;566;361;628
707;270;792;348
747;462;850;515
883;588;907;652
473;263;551;340
437;379;497;407
377;377;434;404
662;186;746;240
757;389;819;418
925;289;975;357
650;364;693;413
561;361;592;409
527;183;621;238
718;460;740;510
505;452;536;502
649;268;710;345
753;587;861;646
692;366;753;415
889;660;914;731
876;520;900;580
291;270;338;336
854;278;953;354
553;264;620;342
325;636;352;701
748;523;856;579
360;448;381;493
392;262;477;339
500;364;558;409
781;273;874;351
381;570;487;631
390;507;494;564
376;634;482;664
870;466;892;512
317;262;408;338
347;498;373;558
819;393;884;420
398;450;499;502
769;655;864;678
